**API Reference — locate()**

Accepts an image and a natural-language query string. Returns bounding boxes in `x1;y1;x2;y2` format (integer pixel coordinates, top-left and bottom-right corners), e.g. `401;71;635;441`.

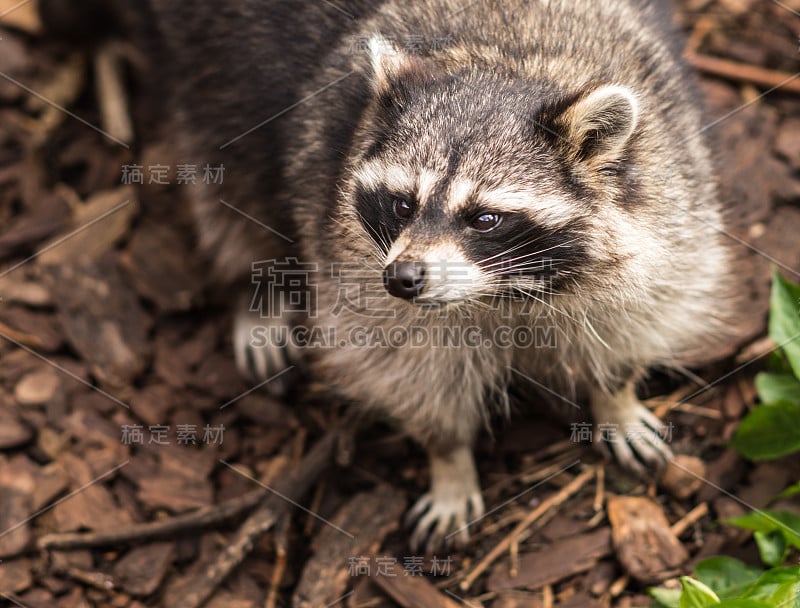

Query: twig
38;489;265;551
593;465;605;512
670;502;709;537
93;42;134;145
686;52;800;94
509;538;519;578
608;574;629;597
264;516;291;608
459;467;596;591
542;585;553;608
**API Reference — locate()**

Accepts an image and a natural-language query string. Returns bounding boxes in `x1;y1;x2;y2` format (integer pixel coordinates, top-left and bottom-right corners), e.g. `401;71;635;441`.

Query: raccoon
42;0;736;551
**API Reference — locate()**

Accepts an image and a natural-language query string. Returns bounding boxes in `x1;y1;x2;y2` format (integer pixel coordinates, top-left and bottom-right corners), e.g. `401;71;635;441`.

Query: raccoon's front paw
406;474;484;554
233;307;300;395
406;446;485;553
599;403;673;477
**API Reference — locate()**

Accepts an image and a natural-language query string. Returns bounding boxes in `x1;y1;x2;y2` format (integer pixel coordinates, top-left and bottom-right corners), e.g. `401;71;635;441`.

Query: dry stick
174;426;345;608
459;467;596;592
38;488;265;551
670;502;709;538
94;42;134;145
593;465;605;512
686;52;800;94
264;516;291;608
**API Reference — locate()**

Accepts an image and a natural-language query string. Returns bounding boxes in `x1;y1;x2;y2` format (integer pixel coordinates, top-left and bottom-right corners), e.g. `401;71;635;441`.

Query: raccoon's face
347;37;640;309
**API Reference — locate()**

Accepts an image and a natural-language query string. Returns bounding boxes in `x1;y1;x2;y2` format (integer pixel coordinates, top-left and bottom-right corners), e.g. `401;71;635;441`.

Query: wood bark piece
14;367;60;405
659;455;706;500
112;542;175;596
606;496;688;584
52;453;132;533
373;572;462;608
0;404;33;449
293;484;407;608
0;558;33;594
36;187;138;266
0;276;51;307
0;193;69;258
0;0;42;33
44;255;149;388
0;306;64;352
0;456;35;557
120;219;202;313
487;528;612;591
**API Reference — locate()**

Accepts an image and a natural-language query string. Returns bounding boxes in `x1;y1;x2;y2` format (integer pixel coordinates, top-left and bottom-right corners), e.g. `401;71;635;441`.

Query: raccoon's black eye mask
355;184;415;252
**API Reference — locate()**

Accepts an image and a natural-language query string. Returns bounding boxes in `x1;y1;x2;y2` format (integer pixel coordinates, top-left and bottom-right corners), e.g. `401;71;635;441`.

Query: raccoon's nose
383;261;427;299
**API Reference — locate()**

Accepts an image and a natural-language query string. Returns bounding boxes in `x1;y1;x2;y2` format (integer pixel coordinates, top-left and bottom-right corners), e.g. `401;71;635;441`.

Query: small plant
650;271;800;607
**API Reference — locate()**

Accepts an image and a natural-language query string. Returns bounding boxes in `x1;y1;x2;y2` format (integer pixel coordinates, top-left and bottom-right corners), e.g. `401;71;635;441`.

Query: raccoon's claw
602;404;673;478
406;485;484;554
233;307;299;395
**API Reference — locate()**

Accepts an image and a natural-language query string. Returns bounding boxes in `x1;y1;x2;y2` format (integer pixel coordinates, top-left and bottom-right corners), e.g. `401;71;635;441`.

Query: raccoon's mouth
407;297;460;309
382;260;479;306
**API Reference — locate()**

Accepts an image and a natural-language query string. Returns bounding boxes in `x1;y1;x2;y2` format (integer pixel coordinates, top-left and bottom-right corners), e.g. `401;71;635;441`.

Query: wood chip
37;187;138;266
14;367;60;405
0;276;52;307
0;456;35;557
0;305;64;352
292;484;407;608
492;592;545;608
52;453;132;533
120;218;201;312
0;403;33;449
607;496;688;583
0;558;34;594
205;592;256;608
31;462;69;512
775;117;800;169
136;473;214;513
0;192;70;259
0;0;42;33
45;255;150;388
487;528;611;591
659;455;706;500
373;572;462;608
113;542;175;596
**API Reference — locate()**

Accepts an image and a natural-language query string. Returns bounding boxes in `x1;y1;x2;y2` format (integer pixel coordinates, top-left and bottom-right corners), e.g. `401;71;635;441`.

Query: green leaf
779;481;800;499
729;510;800;554
731;401;800;459
769;271;800;380
767;350;792;375
714;601;772;608
694;557;763;597
680;577;721;608
771;579;800;608
741;566;800;599
755;372;800;406
754;530;787;566
648;587;682;608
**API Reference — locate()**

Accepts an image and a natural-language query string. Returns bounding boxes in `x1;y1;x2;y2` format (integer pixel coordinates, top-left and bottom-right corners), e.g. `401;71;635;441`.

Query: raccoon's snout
383;261;427;299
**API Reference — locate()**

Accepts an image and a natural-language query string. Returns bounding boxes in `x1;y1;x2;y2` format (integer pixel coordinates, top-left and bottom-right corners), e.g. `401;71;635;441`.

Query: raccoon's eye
470;212;503;232
393;197;414;219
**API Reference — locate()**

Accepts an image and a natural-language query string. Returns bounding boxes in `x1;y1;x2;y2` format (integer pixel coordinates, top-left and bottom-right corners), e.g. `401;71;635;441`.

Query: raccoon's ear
367;34;432;93
557;85;639;165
